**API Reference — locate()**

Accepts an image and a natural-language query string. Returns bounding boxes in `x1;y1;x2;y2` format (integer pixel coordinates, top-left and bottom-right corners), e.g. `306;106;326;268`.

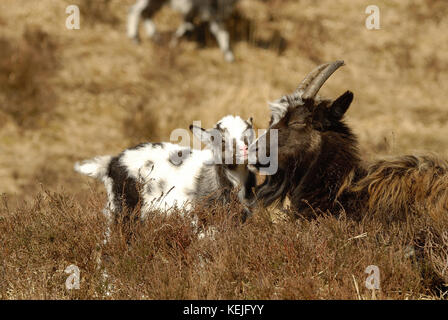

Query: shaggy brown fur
352;154;448;222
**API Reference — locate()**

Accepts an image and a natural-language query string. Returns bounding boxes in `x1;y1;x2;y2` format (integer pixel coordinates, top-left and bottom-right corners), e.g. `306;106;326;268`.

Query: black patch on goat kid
168;149;191;166
145;160;154;169
152;142;164;148
144;179;154;196
107;156;141;214
194;165;234;205
158;179;166;192
128;142;149;151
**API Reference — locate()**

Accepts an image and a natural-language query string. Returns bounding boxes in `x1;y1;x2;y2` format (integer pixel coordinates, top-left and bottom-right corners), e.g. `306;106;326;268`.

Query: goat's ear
247;117;253;127
269;100;288;126
190;125;216;145
330;91;353;120
190;124;207;142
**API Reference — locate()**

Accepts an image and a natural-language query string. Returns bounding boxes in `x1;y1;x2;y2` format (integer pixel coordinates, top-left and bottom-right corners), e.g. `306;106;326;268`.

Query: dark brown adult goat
249;61;448;222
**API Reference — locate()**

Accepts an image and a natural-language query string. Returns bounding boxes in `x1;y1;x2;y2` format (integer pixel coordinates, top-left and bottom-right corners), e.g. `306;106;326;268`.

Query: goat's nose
240;145;248;157
248;142;257;153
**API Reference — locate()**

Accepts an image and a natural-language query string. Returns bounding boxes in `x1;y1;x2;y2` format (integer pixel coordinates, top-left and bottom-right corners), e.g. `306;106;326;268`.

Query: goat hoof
130;37;141;45
169;38;179;48
224;51;235;63
151;33;163;45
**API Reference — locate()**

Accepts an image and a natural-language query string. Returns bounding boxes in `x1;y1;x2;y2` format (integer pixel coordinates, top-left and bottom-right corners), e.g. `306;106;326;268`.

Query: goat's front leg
102;207;114;245
170;21;195;47
170;8;195;48
127;0;151;43
94;205;115;296
238;187;254;222
141;0;166;42
143;18;157;40
128;0;164;43
209;21;234;62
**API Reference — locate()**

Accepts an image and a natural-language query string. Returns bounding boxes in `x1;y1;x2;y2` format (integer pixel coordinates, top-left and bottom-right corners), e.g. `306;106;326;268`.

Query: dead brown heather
1;189;446;299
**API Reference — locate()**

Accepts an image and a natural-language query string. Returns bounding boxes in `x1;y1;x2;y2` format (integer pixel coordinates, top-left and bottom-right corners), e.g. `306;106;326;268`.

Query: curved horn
301;60;345;100
293;62;330;96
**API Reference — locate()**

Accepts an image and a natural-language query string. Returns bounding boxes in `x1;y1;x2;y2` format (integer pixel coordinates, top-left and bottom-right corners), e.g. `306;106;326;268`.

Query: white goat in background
127;0;239;62
74;115;256;239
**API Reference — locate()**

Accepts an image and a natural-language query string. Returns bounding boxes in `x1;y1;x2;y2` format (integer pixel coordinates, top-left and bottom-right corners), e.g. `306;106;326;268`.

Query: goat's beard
247;161;271;173
254;168;290;207
253;151;305;208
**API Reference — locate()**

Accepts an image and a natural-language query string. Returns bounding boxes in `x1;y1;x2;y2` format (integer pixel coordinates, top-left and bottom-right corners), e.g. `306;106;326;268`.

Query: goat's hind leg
95;204;115;296
209;20;234;62
170;21;195;47
127;0;149;43
142;0;166;42
170;9;196;48
128;0;164;43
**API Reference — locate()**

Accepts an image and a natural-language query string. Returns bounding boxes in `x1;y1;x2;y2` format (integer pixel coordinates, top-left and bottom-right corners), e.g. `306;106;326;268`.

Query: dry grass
0;0;447;299
0;190;446;299
0;26;59;129
76;0;119;26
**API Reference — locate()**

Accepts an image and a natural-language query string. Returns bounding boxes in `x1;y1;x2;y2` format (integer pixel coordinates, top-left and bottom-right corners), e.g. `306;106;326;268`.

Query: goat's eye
289;121;305;128
244;129;254;139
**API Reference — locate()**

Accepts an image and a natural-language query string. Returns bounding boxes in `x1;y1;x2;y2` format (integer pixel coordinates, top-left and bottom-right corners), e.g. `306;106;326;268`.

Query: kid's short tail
74;155;112;180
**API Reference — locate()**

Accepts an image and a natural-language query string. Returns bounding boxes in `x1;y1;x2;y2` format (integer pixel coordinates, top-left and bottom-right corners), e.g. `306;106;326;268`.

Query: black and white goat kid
75;115;256;239
127;0;238;62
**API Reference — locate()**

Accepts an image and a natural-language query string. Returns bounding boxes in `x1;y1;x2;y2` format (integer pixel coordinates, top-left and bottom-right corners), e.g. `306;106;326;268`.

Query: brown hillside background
0;0;447;299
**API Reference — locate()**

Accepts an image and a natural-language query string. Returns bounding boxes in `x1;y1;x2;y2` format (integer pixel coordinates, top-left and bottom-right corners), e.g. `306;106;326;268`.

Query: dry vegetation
0;26;59;129
0;0;447;299
1;189;446;299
